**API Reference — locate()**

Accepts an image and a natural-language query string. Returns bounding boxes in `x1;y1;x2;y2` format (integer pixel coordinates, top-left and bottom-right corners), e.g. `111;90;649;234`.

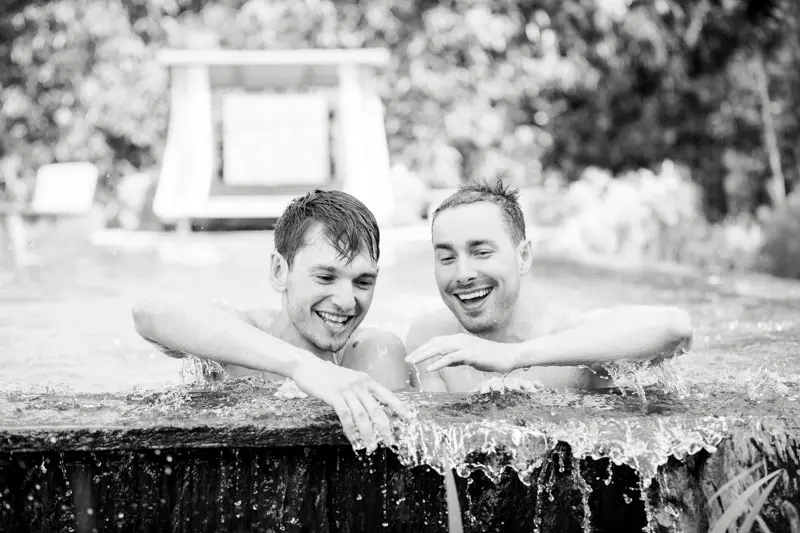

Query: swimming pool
3;225;800;532
2;225;799;394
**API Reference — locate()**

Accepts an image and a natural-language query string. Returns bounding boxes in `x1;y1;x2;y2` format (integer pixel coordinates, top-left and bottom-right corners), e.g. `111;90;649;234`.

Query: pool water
3;223;800;533
1;223;800;395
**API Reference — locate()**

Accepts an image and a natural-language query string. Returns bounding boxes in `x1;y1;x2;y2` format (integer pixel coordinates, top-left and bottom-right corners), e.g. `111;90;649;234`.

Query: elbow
131;297;167;339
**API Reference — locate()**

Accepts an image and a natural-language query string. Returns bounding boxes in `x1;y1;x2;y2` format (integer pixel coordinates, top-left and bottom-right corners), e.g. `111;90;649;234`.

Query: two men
133;183;693;447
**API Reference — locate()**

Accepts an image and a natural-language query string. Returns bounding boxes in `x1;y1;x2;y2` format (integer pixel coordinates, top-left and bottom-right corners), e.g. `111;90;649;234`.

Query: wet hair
432;180;527;243
274;189;380;267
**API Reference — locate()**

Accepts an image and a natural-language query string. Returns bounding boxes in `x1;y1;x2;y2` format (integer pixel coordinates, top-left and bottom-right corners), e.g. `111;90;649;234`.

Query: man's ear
517;238;533;275
269;252;289;292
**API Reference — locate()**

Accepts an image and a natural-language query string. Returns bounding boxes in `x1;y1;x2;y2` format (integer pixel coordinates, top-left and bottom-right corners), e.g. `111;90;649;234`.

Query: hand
406;333;522;374
290;359;411;451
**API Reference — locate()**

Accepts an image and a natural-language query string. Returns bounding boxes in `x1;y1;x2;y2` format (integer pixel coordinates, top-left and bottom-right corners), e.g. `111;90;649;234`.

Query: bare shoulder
342;327;409;389
345;327;405;354
405;308;461;351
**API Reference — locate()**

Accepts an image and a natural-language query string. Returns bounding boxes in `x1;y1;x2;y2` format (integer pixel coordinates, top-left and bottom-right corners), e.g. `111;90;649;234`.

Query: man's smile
315;310;354;333
452;286;494;312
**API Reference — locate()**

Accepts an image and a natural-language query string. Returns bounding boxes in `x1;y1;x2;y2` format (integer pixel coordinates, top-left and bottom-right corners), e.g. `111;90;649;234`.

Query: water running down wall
2;377;799;532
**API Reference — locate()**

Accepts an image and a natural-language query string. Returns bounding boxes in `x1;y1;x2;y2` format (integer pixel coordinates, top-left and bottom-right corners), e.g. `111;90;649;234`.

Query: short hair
274;189;380;267
432;180;526;243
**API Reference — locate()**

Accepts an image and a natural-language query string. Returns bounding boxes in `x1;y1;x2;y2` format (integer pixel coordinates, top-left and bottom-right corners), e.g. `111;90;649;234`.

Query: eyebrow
467;239;497;248
310;266;379;278
434;239;497;251
310;266;339;274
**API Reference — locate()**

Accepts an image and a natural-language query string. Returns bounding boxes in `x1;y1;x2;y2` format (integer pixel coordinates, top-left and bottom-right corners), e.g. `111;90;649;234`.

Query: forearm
132;297;315;377
516;306;693;368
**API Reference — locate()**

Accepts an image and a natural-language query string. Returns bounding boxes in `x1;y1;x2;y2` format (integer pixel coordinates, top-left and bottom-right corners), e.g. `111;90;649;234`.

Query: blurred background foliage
1;0;800;277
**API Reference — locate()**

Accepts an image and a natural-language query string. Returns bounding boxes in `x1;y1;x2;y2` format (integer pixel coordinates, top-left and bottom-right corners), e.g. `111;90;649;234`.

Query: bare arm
515;305;693;368
132;296;411;449
408;306;692;372
132;297;314;377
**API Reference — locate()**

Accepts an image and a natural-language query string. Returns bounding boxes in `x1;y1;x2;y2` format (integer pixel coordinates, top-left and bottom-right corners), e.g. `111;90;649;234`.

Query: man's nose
330;282;357;313
455;258;477;285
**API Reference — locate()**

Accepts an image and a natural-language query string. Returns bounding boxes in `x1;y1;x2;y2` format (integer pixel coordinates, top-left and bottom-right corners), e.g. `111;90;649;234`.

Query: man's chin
456;314;497;336
311;335;349;354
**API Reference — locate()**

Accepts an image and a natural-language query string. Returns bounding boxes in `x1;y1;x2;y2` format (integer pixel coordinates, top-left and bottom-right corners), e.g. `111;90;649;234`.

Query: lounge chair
0;162;99;267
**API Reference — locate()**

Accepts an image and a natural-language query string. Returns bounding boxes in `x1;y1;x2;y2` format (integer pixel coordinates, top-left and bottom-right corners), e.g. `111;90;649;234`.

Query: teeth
318;311;349;323
456;288;491;301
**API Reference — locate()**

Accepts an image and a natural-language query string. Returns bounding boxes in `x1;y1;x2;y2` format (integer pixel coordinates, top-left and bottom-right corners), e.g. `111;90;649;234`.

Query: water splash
602;358;688;403
571;456;593;532
386;389;737;487
180;355;226;384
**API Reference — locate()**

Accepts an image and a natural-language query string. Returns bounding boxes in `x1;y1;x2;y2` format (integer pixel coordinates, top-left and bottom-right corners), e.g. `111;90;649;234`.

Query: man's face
432;202;522;335
284;225;378;352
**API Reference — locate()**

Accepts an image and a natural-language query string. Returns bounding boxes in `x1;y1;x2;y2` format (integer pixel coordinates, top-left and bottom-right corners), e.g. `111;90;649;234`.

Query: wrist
286;350;326;381
511;339;541;370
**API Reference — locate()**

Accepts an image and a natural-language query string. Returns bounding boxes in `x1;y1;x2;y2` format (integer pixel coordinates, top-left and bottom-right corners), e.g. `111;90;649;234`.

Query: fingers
406;338;455;365
359;392;396;447
343;391;373;449
332;398;359;445
331;375;412;451
426;353;463;372
368;382;411;419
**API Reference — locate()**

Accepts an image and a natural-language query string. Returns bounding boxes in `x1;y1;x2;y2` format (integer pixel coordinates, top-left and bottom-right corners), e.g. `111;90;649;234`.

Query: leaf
709;469;782;533
738;474;780;533
708;461;765;504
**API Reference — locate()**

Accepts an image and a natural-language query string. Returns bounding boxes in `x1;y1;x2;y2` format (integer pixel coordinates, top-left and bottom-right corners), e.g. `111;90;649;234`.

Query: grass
708;461;790;533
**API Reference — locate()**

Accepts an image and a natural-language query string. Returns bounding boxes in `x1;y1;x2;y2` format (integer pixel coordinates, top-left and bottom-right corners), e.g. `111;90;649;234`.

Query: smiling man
133;190;411;449
406;181;694;392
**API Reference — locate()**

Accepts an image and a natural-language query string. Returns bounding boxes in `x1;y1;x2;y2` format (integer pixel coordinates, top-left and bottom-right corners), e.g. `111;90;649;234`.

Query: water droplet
117;513;124;520
87;508;94;515
27;494;33;501
49;437;56;444
166;455;173;463
154;449;161;456
623;494;632;504
382;522;389;527
164;467;172;475
356;494;362;501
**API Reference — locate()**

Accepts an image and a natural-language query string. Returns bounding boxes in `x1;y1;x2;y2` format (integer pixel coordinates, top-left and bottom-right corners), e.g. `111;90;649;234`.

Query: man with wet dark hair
406;181;693;392
133;189;411;450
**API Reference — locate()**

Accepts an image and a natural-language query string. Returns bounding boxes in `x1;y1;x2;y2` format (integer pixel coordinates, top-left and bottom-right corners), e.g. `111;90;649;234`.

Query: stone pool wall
2;382;800;532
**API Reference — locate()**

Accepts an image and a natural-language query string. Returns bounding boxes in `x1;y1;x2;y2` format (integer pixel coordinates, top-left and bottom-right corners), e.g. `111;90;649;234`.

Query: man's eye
475;250;493;258
355;279;375;289
315;275;335;284
438;256;455;265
